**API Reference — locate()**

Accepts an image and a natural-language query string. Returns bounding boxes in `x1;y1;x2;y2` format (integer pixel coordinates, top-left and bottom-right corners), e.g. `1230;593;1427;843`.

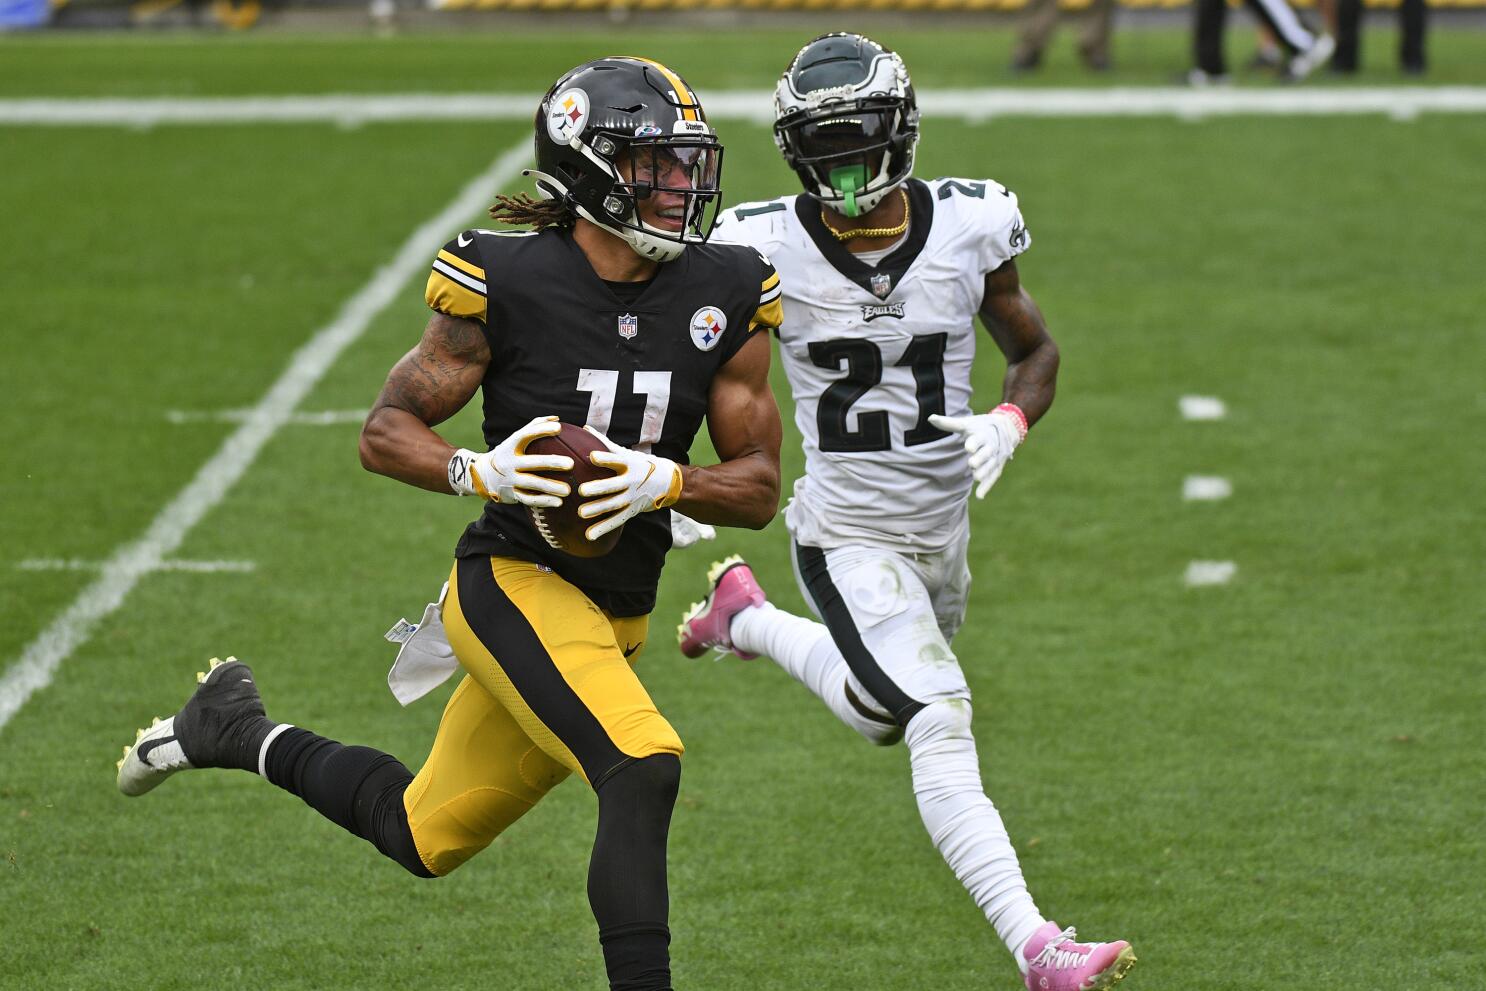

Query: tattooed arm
358;312;491;493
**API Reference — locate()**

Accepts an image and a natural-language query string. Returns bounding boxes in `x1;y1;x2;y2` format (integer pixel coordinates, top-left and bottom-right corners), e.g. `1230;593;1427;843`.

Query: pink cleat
1022;922;1136;991
676;555;766;659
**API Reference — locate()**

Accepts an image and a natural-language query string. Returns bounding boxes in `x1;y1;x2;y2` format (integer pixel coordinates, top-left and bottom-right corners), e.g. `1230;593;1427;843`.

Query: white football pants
729;535;1045;965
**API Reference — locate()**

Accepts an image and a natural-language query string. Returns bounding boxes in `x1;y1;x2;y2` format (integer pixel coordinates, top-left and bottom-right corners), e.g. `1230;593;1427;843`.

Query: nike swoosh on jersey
457;232;473;247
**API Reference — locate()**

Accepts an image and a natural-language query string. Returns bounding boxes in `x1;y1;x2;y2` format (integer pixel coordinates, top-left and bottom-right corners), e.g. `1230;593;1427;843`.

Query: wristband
447;448;479;497
992;403;1029;443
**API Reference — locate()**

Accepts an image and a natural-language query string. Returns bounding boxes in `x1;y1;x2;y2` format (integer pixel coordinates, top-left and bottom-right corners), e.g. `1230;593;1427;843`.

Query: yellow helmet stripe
629;56;700;122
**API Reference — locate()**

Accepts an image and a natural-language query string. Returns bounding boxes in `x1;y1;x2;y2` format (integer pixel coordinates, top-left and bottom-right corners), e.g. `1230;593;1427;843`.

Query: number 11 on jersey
577;368;673;452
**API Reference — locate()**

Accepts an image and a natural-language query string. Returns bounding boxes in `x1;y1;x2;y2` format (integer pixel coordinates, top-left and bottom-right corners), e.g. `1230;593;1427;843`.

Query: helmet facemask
773;34;920;218
776;102;910;218
601;134;724;258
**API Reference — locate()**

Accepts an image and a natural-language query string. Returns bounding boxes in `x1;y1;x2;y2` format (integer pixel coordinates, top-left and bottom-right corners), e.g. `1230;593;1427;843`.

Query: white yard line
166;408;369;426
1183;475;1233;501
18;559;257;574
1180;397;1234;583
1180;395;1228;421
1185;561;1238;587
3;87;1486;127
0;137;531;732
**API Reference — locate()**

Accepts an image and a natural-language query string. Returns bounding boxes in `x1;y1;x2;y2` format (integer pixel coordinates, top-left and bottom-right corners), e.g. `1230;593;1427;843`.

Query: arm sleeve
424;231;488;323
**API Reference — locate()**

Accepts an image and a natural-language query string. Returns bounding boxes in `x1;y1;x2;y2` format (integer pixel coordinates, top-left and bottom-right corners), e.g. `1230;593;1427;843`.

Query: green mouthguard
829;165;869;217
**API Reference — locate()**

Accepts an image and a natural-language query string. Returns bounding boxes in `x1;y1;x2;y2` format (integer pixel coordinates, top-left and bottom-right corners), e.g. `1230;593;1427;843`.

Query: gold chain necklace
820;189;910;242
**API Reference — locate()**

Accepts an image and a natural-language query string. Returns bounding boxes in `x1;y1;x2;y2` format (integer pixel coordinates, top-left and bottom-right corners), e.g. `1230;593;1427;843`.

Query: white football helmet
773;33;920;218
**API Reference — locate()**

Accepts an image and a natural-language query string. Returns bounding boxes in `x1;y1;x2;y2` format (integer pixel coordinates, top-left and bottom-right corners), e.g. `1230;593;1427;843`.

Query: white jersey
716;177;1030;552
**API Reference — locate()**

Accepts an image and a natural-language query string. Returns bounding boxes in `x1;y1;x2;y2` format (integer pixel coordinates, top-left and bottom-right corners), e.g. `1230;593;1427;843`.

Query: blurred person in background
1186;0;1335;84
1334;0;1427;74
1249;0;1336;73
1011;0;1117;72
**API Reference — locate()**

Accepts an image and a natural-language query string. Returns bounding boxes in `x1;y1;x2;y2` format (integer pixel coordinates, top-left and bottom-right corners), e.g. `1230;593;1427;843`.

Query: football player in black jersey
116;57;783;991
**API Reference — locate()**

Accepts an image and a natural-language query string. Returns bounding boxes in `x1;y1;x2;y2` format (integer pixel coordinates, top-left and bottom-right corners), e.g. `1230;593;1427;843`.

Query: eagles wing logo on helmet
524;57;725;264
773;33;920;218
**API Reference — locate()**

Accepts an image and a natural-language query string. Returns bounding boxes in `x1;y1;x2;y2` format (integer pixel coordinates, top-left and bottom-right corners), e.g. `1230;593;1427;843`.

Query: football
524;423;623;558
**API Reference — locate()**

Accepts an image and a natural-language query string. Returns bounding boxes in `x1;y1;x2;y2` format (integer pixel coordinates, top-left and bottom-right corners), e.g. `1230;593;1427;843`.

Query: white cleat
116;714;191;797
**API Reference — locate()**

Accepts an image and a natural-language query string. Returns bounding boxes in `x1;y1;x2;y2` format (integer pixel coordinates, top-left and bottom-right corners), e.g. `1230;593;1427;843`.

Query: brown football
524;423;623;558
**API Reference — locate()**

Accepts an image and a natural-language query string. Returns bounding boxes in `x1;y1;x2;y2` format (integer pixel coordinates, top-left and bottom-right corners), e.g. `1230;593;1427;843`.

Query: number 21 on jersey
809;333;949;453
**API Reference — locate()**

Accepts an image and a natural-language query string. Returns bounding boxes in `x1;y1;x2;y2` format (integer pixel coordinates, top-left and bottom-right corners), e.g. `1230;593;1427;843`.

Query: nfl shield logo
870;273;892;299
617;313;638;340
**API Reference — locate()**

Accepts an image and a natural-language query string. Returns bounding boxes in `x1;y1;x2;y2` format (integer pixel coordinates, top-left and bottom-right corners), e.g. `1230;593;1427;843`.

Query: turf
2;28;1485;991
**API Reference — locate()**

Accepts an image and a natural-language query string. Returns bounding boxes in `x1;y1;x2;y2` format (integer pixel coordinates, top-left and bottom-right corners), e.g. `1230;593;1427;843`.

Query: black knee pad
333;748;435;879
598;753;681;809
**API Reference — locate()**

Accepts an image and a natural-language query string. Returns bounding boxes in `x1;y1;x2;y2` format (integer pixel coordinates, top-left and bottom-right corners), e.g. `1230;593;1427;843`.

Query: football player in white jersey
678;33;1137;991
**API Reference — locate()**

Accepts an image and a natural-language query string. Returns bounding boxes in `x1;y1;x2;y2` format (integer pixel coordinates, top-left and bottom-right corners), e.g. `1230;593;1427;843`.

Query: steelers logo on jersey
548;88;590;144
689;306;727;351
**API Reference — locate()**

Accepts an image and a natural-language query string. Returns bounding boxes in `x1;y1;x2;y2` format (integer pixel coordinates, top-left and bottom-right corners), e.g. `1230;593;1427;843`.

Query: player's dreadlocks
488;192;575;230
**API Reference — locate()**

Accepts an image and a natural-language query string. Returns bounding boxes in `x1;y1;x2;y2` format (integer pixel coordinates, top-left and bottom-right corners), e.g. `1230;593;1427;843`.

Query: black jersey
424;226;783;616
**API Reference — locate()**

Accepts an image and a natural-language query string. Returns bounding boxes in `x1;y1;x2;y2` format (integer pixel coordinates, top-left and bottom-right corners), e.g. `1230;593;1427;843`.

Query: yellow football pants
403;555;682;877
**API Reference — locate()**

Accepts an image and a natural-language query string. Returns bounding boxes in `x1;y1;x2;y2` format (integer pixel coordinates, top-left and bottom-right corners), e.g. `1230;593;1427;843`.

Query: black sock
589;754;681;991
263;727;434;878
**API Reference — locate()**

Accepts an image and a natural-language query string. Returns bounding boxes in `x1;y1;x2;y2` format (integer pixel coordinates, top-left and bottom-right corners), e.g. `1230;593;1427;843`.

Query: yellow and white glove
447;415;573;508
577;427;683;541
928;403;1029;500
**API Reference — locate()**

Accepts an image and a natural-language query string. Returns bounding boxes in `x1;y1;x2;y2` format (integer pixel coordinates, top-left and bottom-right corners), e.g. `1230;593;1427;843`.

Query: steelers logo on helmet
547;87;590;145
689;306;727;352
524;57;726;264
773;33;920;218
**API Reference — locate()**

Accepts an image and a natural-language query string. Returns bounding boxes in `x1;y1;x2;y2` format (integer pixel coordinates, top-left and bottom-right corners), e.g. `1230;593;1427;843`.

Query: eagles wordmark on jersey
425;225;783;615
715;176;1029;551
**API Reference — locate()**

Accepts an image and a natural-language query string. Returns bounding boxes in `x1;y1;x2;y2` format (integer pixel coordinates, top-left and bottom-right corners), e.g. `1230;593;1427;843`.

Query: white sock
905;699;1045;970
731;602;896;743
257;723;295;779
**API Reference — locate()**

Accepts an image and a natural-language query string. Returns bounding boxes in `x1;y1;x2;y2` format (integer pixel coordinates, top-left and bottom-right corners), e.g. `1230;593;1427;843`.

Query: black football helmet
527;57;724;262
773;34;920;218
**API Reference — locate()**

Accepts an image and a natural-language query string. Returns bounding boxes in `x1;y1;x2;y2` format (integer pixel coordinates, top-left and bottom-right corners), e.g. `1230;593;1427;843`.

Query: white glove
928;404;1029;500
669;511;716;549
447;415;573;508
576;427;683;541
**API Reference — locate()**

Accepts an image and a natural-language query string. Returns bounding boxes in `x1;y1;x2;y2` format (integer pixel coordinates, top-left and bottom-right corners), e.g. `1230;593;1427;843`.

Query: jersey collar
795;177;933;300
560;227;689;312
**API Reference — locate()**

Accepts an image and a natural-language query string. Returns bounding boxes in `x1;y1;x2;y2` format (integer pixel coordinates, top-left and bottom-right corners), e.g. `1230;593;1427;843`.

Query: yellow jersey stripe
761;271;780;293
437;249;486;281
631;56;700;122
425;272;487;323
749;295;784;335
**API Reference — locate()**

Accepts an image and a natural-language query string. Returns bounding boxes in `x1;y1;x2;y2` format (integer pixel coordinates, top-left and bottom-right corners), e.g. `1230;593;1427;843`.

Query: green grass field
2;27;1485;991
